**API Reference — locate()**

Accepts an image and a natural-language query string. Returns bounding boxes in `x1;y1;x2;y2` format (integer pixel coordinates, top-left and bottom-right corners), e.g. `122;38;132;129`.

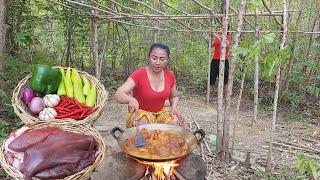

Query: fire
135;159;180;180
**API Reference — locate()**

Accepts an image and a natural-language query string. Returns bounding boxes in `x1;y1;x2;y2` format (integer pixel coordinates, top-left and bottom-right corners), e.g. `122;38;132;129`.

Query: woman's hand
170;107;184;126
128;97;139;117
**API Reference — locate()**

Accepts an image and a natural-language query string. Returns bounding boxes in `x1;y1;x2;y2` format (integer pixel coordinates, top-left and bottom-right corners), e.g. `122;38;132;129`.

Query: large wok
111;124;205;162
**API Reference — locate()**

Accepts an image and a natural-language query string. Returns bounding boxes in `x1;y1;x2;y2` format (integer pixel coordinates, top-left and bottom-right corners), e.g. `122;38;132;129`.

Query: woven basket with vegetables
12;65;108;125
0;121;105;180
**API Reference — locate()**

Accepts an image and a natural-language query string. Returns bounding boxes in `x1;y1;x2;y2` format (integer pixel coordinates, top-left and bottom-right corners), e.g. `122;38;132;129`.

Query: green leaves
262;33;276;44
296;154;320;179
306;86;320;97
208;134;217;152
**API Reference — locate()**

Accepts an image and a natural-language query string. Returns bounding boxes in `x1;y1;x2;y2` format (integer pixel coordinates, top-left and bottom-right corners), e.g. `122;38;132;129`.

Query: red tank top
130;67;176;112
212;35;232;60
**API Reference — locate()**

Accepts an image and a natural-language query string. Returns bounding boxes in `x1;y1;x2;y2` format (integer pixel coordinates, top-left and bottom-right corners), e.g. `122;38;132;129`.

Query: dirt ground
91;93;320;179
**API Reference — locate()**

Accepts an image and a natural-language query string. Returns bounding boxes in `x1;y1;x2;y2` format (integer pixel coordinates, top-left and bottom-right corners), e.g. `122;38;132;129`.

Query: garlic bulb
43;94;60;107
39;108;57;121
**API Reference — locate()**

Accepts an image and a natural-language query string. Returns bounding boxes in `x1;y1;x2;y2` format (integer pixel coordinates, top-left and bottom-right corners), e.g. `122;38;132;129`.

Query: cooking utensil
135;124;146;147
111;124;205;162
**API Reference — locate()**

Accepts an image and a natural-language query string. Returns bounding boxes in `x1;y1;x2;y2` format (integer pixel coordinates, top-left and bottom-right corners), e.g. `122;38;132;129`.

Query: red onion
22;88;36;104
29;97;45;115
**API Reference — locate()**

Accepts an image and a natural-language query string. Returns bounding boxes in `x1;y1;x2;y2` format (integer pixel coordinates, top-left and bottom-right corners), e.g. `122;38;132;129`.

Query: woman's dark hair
148;43;170;58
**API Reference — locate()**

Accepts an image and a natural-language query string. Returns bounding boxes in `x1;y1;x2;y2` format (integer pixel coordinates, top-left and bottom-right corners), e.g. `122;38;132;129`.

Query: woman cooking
114;43;184;128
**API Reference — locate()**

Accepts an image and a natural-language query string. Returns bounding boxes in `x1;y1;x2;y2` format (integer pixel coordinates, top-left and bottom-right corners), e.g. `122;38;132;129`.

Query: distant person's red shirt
212;35;232;60
130;67;176;112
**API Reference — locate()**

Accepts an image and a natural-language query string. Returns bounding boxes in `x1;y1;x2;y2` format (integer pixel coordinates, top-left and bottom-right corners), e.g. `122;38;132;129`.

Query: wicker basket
12;67;108;125
0;121;106;180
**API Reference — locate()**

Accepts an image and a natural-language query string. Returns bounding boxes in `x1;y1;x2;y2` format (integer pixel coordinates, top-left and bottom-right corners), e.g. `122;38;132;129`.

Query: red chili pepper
55;107;72;112
65;104;77;109
56;109;83;119
78;109;90;120
83;107;97;118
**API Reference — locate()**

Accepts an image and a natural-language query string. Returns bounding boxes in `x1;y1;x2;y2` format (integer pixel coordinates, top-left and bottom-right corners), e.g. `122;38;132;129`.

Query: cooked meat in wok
124;128;188;159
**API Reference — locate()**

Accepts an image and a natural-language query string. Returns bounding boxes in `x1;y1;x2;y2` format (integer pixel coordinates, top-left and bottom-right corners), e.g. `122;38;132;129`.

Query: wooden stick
130;0;195;31
66;0;117;16
262;145;320;160
230;6;254;28
207;33;212;104
191;117;213;155
172;169;186;180
273;141;320;154
266;0;288;172
159;0;211;30
275;139;320;154
109;0;176;30
261;0;283;27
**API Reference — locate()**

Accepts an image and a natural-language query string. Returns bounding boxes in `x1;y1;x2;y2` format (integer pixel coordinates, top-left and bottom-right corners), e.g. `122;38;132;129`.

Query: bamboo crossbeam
191;0;212;13
261;0;283;27
102;12;286;20
89;0;123;16
48;0;320;34
130;0;195;31
230;6;254;28
159;0;211;30
65;0;117;16
48;0;104;18
109;0;176;30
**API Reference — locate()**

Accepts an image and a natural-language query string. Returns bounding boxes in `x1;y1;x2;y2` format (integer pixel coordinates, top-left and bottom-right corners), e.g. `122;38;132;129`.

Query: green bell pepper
29;65;62;95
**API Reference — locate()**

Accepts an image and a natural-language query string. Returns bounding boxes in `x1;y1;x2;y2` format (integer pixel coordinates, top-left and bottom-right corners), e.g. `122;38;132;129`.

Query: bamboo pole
207;33;212;104
130;0;195;31
252;9;259;126
282;0;304;93
261;0;283;27
159;0;211;30
109;0;176;30
225;0;247;160
266;0;288;172
91;10;100;79
231;63;247;157
0;0;6;90
216;0;230;161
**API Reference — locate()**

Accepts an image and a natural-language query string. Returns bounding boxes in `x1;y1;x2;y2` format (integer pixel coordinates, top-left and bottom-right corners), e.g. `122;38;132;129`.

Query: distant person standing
209;26;232;95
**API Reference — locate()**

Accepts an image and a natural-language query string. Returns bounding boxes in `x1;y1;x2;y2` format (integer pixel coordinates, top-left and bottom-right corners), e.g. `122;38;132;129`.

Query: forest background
0;0;319;178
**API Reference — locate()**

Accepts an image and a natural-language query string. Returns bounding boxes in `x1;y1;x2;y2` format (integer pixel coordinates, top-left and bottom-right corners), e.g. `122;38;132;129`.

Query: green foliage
306;86;320;97
0;123;9;145
208;134;216;152
296;154;320;179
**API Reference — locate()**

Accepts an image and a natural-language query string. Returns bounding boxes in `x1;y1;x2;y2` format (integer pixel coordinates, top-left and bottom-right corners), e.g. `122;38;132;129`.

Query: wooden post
225;0;247;160
282;0;304;93
101;22;111;78
206;33;212;104
231;63;247;156
0;0;6;90
216;0;230;161
252;9;259;126
91;15;100;79
267;0;288;172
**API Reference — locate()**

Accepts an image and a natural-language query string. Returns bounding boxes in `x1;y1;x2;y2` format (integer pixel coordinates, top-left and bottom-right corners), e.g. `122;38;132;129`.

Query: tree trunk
122;26;132;77
266;0;288;172
206;34;212;104
101;22;111;78
112;23;116;71
91;16;99;79
65;16;72;67
302;15;319;73
231;63;247;157
0;0;6;90
252;9;259;126
282;0;304;93
224;0;247;162
216;0;230;162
